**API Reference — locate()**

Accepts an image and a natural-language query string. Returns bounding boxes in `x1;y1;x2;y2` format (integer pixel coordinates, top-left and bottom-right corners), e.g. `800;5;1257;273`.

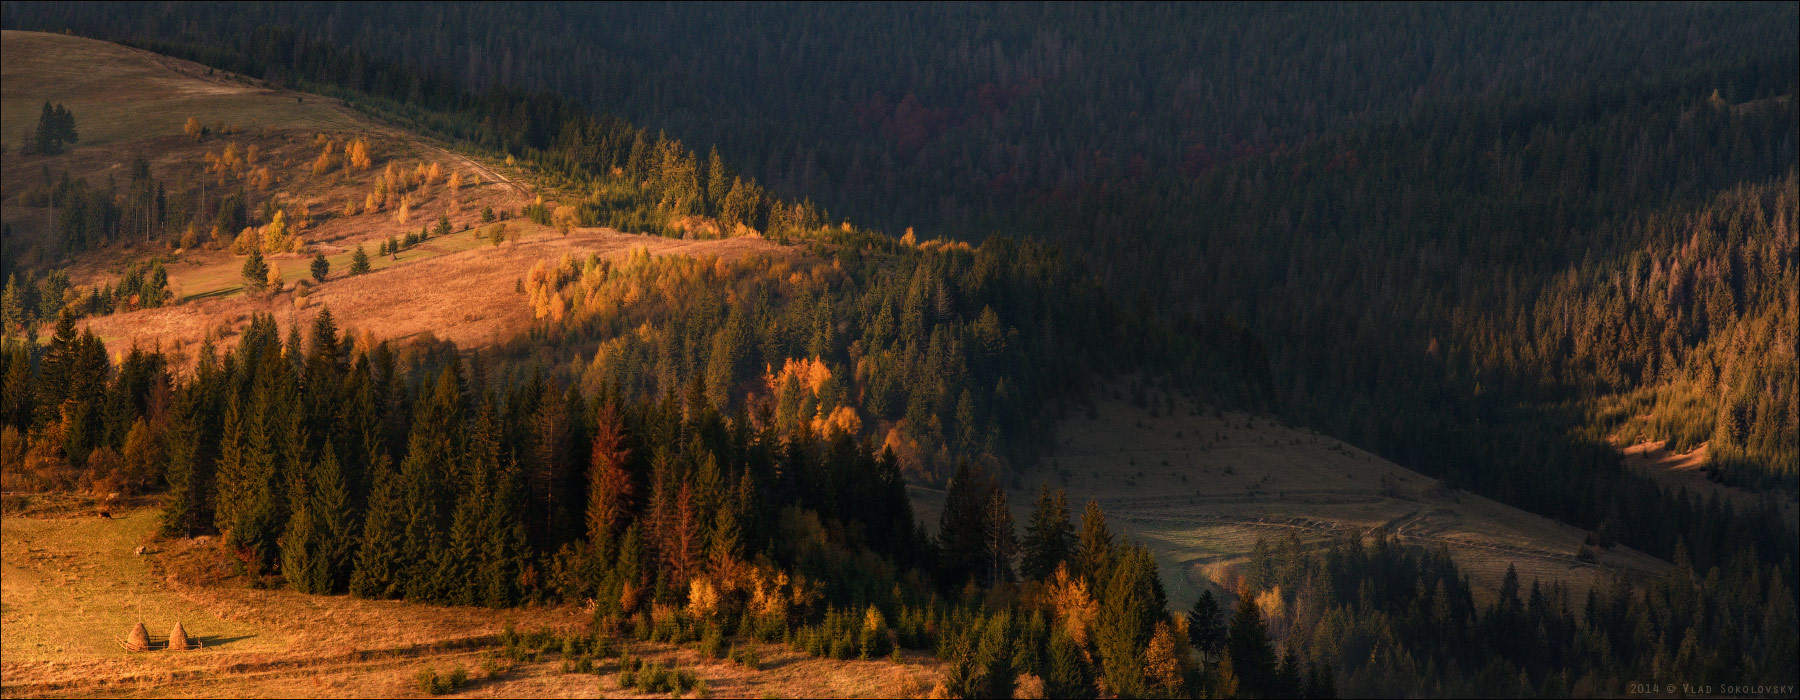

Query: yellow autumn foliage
312;143;338;175
1255;585;1285;620
687;577;721;618
765;356;832;396
1144;622;1187;696
814;405;862;436
1046;563;1098;648
346;137;372;171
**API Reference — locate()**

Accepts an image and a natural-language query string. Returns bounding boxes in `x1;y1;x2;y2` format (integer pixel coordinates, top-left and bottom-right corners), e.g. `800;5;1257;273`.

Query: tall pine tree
1020;485;1076;580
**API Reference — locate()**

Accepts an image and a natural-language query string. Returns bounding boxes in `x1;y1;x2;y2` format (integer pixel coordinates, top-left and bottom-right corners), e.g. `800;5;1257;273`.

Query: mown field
0;504;938;698
917;387;1673;612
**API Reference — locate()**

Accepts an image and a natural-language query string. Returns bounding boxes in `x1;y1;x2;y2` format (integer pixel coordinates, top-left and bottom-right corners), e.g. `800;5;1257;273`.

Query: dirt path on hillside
425;145;529;197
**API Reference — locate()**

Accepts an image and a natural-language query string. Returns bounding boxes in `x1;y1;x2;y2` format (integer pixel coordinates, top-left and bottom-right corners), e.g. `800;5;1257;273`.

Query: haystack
168;621;196;651
120;622;153;652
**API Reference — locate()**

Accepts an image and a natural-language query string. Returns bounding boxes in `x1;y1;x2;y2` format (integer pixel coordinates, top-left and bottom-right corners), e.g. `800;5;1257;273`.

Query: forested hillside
7;0;1789;551
11;3;1789;234
1;4;1795;697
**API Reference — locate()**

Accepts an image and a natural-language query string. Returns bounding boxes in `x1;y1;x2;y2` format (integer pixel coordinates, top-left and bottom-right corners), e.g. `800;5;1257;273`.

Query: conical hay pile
168;621;192;651
124;622;152;651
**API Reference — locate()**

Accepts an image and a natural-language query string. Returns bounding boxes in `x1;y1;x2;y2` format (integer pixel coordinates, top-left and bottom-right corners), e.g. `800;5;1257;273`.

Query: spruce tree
706;146;730;208
52;103;77;148
36;311;79;422
1;344;33;430
985;484;1018;585
212;399;251;532
33;102;77;154
226;369;289;573
1012;610;1049;679
937;461;991;586
283;444;354;594
643;462;673;579
1275;646;1302;698
241;249;269;293
484;462;533;607
706;497;742;580
349;245;371;274
161;385;211;537
310;447;356;592
310;252;330;282
1187;589;1228;662
1047;627;1097;699
526;388;577;550
280;467;323;592
444;399;502;605
1021;485;1076;580
350;451;404;599
394;365;463;601
975;612;1018;698
397;434;448;601
1077;499;1115;582
442;470;488;605
1303;662;1337;699
1225;590;1278;697
612;522;646;611
1095;546;1161;698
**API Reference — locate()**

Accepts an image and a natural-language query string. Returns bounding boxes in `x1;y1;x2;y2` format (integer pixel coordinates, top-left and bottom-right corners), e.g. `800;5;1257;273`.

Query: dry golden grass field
914;387;1673;611
0;30;360;149
2;29;793;363
1;31;913;698
77;227;789;364
0;504;938;698
4;31;521;275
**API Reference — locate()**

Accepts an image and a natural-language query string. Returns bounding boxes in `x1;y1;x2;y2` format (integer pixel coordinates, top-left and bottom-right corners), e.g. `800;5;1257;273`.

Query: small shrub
698;624;725;659
415;666;442;694
562;655;595;674
481;656;514;680
755;613;787;643
728;644;761;671
617;654;642;688
414;665;470;695
637;661;673;693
